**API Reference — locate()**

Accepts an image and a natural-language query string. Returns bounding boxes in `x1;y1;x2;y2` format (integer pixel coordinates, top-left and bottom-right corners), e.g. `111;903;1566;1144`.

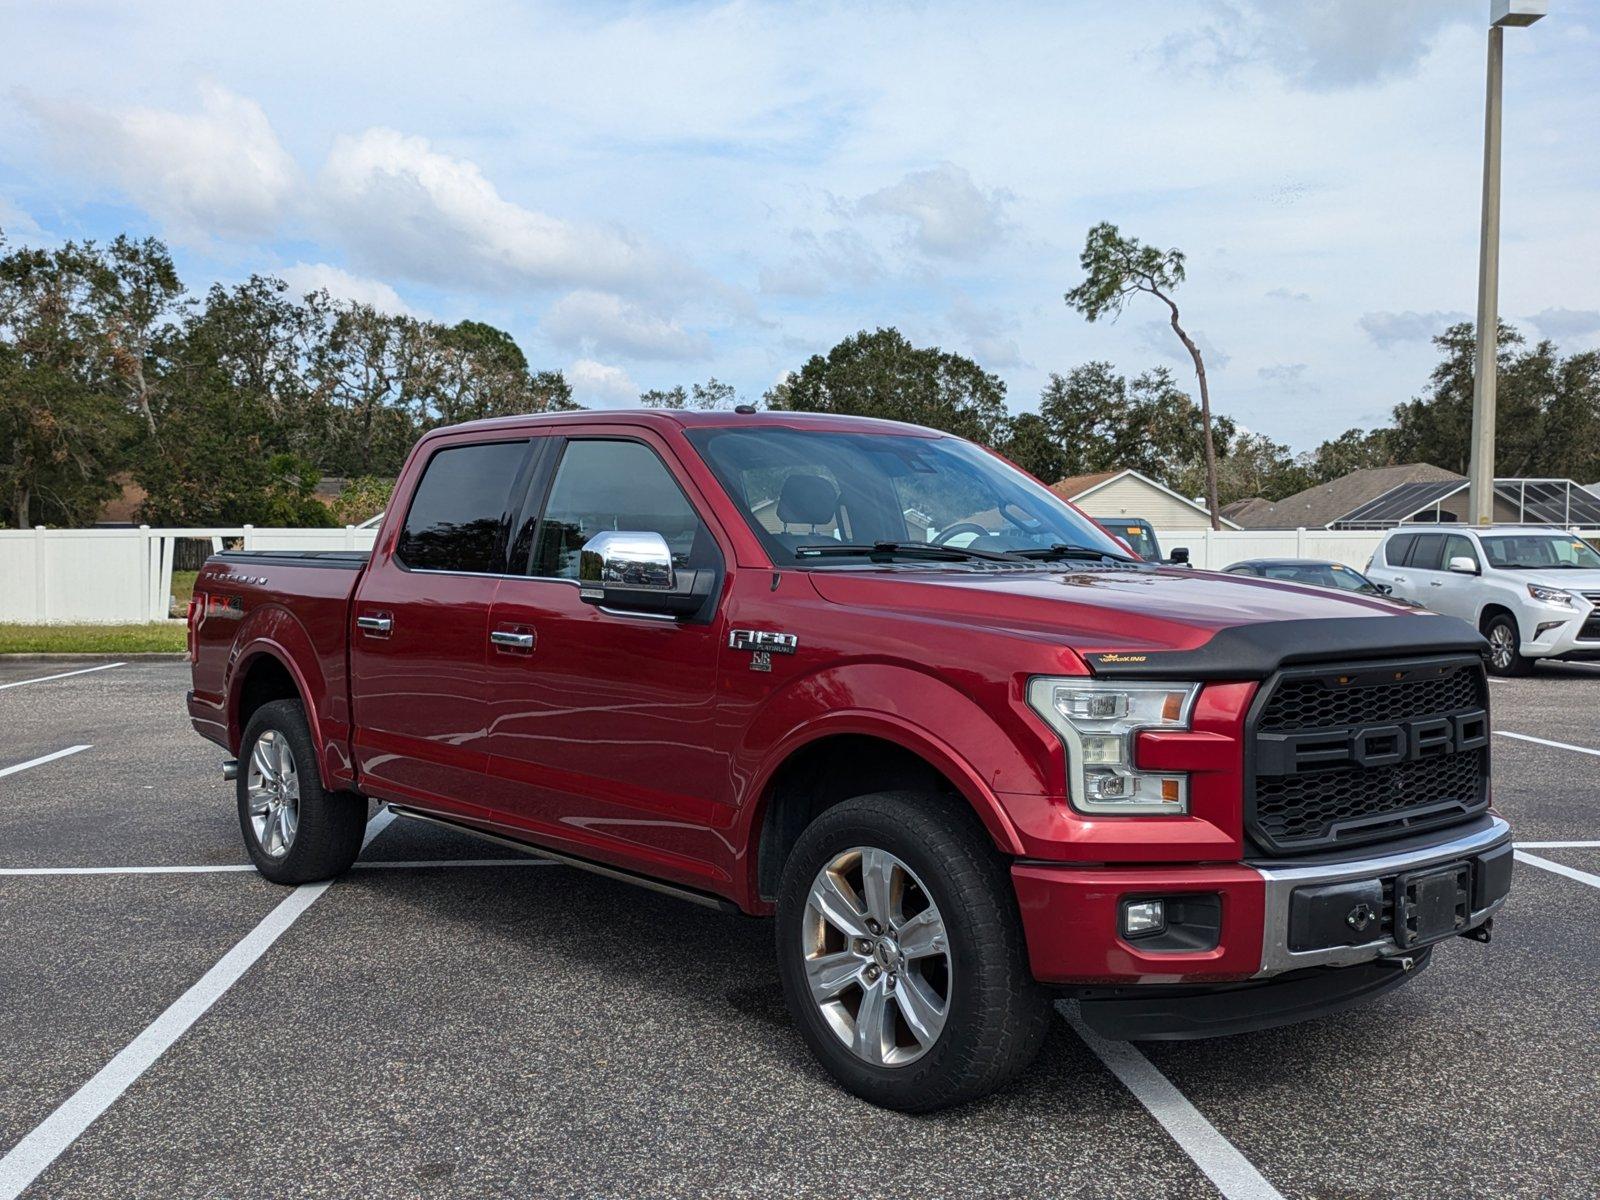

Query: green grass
169;570;199;615
0;623;187;654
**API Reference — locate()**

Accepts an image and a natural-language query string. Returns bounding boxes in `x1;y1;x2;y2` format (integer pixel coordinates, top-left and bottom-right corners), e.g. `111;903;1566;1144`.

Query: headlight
1527;583;1576;607
1026;678;1200;815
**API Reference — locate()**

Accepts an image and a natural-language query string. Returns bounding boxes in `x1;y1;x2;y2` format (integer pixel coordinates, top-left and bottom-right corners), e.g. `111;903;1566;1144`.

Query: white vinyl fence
1153;528;1387;571
0;526;377;624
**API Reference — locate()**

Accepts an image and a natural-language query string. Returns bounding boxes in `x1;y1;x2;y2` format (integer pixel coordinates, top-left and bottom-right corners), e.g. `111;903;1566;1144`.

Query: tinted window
1385;533;1416;566
533;439;712;579
1101;521;1160;560
396;441;528;573
1408;533;1446;570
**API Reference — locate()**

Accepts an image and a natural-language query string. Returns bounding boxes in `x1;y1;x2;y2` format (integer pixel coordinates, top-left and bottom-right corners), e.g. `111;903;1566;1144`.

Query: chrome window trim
1254;815;1511;976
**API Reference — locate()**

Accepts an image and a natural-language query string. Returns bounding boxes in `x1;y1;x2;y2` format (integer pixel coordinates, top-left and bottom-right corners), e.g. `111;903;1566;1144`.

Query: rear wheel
1484;613;1530;677
775;790;1051;1112
238;699;366;884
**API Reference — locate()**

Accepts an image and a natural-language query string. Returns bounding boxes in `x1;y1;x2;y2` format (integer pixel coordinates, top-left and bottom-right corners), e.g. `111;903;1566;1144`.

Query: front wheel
238;699;367;884
1484;613;1530;677
775;791;1051;1112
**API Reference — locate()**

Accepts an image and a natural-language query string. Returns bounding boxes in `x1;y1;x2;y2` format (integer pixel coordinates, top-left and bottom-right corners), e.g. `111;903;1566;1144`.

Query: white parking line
0;857;559;877
1061;1007;1285;1200
1516;840;1600;849
1496;731;1600;757
0;662;124;691
0;809;395;1200
1515;850;1600;890
0;745;91;780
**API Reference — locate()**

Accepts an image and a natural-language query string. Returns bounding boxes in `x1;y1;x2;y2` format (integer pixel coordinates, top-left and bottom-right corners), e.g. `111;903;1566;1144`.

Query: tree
1065;222;1223;528
1035;362;1235;497
640;377;741;410
1386;321;1600;480
329;475;393;525
0;236;138;527
767;327;1010;444
1000;412;1070;482
1215;432;1309;505
1300;427;1393;484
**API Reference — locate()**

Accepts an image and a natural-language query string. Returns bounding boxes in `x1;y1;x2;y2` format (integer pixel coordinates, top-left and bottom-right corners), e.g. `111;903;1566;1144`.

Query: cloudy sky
2;0;1597;448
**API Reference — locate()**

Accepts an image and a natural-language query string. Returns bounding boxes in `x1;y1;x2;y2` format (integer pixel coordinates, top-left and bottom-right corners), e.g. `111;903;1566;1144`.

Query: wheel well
1478;604;1516;633
236;655;302;739
754;734;963;903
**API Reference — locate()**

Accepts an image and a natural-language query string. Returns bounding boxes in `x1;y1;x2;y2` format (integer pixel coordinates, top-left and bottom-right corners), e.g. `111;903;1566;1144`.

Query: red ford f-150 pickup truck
187;409;1512;1110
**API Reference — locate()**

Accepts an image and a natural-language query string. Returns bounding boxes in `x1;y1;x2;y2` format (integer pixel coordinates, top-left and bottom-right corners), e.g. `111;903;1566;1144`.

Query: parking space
3;661;1598;1198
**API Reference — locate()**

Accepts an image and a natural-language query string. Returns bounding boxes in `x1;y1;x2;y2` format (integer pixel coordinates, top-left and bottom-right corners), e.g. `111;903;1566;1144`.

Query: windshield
1098;521;1159;561
1260;563;1375;592
1480;534;1600;570
685;426;1128;566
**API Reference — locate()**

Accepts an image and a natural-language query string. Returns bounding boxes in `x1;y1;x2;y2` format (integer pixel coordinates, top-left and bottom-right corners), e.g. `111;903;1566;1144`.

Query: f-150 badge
730;629;797;671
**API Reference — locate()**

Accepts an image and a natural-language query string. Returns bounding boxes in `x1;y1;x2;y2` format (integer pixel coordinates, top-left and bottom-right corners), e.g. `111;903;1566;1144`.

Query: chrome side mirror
1447;555;1479;575
579;531;676;594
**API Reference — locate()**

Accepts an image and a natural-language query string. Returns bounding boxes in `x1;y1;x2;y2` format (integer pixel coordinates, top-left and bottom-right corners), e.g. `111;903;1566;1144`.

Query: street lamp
1468;0;1547;526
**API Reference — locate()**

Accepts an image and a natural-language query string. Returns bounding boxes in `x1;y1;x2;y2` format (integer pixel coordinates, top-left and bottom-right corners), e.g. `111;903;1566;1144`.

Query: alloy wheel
246;729;300;858
801;846;952;1067
1490;623;1515;671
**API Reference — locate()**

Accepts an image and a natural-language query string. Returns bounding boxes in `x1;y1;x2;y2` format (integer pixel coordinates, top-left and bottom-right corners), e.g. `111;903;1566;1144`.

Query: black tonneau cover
209;550;370;571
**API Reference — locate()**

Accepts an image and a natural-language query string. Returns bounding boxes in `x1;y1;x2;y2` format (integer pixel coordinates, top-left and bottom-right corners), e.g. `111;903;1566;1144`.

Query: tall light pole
1469;0;1546;526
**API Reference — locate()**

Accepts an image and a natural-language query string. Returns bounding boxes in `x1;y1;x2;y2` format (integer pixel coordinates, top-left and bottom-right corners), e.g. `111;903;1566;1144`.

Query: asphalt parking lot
2;659;1598;1199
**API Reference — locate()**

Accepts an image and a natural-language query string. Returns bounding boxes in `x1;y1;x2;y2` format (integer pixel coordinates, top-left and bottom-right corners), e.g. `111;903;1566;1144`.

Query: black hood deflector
1085;614;1488;680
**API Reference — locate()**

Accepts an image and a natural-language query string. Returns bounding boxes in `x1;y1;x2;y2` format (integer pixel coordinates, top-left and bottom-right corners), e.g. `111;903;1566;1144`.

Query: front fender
731;662;1041;883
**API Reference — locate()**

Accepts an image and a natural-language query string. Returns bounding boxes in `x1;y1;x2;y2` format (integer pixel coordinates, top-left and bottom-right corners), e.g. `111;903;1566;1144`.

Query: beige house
1050;469;1238;531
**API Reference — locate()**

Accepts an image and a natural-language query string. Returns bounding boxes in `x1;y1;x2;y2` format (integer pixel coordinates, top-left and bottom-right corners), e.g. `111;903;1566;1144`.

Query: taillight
187;592;205;662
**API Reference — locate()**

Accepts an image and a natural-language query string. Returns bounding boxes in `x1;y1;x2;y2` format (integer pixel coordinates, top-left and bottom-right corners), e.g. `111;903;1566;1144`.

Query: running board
384;805;740;913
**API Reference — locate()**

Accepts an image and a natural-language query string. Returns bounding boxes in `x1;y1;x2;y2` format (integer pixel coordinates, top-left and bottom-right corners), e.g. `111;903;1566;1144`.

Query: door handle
1429;580;1443;587
490;630;535;650
356;614;392;635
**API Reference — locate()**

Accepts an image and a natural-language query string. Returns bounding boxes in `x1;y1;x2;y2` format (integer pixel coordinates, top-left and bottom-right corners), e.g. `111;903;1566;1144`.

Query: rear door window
396;440;531;573
1407;533;1446;571
1443;533;1479;570
1384;533;1416;566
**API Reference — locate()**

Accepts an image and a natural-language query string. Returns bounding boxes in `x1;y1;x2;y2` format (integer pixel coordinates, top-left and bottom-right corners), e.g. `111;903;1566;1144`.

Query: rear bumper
1013;815;1512;987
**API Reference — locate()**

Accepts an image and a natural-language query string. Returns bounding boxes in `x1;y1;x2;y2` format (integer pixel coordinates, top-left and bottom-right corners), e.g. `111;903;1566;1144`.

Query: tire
237;699;367;884
775;790;1051;1112
1483;612;1530;677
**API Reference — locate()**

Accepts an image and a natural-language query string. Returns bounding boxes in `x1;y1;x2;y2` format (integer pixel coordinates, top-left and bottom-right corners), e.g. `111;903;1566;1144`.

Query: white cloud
566;358;638;407
1178;1;1471;90
1527;307;1600;340
278;262;414;316
28;84;296;240
1358;310;1470;349
758;228;883;297
542;290;709;361
1139;321;1231;371
857;164;1007;260
946;296;1024;369
318;127;677;296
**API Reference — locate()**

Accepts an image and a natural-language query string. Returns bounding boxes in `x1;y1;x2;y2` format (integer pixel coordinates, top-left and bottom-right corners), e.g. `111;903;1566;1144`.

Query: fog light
1121;899;1166;938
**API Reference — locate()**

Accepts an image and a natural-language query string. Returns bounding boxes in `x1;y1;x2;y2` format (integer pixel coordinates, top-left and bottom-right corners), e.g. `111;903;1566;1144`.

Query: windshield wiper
794;541;1027;564
1007;543;1138;564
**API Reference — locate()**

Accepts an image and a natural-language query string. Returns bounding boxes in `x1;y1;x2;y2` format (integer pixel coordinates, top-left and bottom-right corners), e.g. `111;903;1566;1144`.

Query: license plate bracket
1395;862;1471;948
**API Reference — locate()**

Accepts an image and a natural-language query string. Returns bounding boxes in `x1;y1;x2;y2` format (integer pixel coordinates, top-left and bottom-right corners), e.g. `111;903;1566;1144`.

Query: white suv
1366;525;1600;675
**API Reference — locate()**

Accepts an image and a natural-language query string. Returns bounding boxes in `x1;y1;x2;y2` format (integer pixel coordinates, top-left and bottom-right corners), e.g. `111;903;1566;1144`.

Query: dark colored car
1223;557;1420;606
1096;517;1190;565
187;410;1508;1111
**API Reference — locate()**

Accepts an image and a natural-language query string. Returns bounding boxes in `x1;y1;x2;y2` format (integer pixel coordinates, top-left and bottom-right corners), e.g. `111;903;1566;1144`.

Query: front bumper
1520;601;1600;659
1013;815;1512;986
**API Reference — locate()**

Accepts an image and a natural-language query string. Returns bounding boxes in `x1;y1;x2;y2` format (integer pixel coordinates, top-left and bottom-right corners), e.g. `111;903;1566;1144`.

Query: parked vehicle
1365;524;1600;675
1096;517;1190;565
1223;558;1422;607
187;411;1511;1110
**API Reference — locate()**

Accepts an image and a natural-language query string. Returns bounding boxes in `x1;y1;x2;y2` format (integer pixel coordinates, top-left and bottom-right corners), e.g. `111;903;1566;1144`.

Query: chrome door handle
356;615;392;634
1429;581;1443;587
490;630;535;649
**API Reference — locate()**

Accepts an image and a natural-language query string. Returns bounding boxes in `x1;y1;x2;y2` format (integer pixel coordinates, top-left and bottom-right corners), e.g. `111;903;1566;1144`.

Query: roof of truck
433;408;946;439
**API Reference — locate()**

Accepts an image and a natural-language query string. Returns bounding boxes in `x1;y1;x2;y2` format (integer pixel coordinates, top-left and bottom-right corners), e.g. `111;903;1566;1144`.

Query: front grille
1248;656;1490;855
1581;594;1600;641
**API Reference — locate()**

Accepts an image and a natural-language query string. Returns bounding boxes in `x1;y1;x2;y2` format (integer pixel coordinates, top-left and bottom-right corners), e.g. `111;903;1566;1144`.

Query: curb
0;653;188;661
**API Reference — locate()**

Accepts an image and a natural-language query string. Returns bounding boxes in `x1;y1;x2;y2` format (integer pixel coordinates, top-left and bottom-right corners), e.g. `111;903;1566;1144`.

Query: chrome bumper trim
1255;815;1512;976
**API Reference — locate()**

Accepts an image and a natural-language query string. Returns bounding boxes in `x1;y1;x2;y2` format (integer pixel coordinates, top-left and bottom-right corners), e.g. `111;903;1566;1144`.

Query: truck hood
806;565;1483;676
